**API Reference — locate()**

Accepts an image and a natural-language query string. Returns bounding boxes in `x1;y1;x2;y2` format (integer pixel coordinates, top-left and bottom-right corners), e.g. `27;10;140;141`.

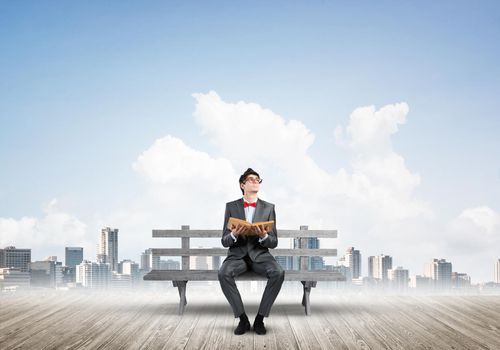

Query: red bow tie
244;201;256;208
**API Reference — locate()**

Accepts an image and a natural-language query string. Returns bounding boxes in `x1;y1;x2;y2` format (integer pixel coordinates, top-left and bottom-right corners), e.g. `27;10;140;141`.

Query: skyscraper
158;259;180;270
0;268;31;290
118;259;139;275
293;236;324;271
190;247;211;269
141;249;151;271
76;260;111;288
426;258;452;289
118;259;140;285
451;272;471;288
141;248;160;271
410;275;433;289
65;247;83;268
97;227;119;272
369;254;392;281
368;256;375;278
212;255;221;270
345;247;361;279
29;260;56;288
0;246;31;272
388;266;409;290
275;256;293;270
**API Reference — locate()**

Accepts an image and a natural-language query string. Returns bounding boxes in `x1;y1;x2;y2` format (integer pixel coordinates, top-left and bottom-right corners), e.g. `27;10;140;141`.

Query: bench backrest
151;225;338;271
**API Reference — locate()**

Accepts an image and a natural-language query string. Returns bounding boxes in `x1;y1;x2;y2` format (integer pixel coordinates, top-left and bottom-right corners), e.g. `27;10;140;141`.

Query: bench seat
144;269;346;282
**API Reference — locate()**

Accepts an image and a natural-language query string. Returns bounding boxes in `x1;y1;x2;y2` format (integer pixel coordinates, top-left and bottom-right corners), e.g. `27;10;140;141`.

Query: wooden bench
144;225;346;315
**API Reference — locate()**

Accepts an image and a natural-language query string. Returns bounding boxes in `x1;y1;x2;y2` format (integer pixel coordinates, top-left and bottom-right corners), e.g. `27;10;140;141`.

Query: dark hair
239;168;260;195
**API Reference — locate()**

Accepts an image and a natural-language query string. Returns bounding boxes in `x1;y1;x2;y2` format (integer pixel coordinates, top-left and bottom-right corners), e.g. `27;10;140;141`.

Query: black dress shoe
253;321;267;335
234;320;251;335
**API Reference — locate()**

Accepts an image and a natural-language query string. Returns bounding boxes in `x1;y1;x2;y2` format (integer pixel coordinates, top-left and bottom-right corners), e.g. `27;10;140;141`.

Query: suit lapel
236;198;246;220
247;198;265;246
253;198;264;223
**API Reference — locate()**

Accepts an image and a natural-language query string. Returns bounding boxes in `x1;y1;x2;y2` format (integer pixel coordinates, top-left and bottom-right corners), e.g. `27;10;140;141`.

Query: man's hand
231;224;248;237
254;224;268;238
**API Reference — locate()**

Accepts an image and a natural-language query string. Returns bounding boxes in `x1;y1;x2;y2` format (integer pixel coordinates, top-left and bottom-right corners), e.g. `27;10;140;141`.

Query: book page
227;217;274;236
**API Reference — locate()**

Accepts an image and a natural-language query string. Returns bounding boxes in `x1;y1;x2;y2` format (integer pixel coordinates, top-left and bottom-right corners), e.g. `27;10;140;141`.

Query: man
218;168;285;335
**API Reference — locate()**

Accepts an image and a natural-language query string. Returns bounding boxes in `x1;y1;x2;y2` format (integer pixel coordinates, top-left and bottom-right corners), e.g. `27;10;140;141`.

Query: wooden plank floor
1;284;499;349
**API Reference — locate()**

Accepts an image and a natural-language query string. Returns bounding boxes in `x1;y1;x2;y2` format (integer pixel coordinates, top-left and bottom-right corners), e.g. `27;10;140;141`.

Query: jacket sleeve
259;204;278;249
221;203;237;248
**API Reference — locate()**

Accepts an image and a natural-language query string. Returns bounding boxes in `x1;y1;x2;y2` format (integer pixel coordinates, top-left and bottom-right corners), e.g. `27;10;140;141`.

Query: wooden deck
1;284;499;349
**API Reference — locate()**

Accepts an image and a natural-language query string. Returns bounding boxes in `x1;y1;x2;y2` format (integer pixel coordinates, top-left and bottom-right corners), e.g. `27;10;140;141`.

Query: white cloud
131;134;238;212
5;92;495;283
334;103;408;154
133;135;231;185
439;206;500;282
192;91;316;168
457;206;499;234
0;199;92;261
190;93;429;225
122;94;431;261
446;206;500;251
191;91;339;224
333;102;430;221
97;134;243;256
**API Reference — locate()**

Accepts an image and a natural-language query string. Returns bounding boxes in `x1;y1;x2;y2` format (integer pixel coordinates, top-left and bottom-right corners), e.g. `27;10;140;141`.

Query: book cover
227;217;274;236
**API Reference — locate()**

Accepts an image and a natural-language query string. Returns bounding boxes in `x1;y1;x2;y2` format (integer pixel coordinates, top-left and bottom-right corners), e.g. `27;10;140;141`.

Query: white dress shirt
230;198;269;243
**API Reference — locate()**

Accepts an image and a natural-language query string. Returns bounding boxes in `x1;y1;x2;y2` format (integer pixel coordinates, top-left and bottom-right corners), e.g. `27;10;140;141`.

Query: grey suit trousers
218;255;285;318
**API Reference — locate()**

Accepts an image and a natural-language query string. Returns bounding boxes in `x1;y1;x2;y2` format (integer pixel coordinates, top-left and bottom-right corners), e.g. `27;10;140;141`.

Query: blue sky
1;1;499;282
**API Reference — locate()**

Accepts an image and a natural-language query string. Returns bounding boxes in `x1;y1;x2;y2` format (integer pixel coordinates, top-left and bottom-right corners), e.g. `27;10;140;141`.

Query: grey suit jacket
221;198;278;263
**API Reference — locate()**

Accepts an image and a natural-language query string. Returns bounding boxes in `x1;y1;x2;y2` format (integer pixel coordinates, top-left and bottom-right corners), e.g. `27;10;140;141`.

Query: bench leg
172;280;188;315
301;281;317;316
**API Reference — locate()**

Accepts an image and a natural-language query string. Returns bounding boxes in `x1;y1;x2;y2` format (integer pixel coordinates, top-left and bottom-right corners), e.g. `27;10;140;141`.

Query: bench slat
144;269;346;282
151;248;337;257
153;229;337;238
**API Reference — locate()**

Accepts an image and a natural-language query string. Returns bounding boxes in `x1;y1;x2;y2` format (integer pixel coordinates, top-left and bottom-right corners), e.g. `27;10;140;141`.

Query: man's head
239;168;262;195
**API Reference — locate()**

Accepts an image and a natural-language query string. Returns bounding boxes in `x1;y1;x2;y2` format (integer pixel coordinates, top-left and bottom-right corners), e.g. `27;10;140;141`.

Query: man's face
241;175;261;194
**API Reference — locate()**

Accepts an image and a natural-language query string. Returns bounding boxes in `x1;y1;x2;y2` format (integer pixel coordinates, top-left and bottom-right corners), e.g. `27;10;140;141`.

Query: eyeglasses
244;177;263;184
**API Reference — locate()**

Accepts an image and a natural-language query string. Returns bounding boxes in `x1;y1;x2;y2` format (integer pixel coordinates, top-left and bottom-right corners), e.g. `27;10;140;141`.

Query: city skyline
2;233;499;285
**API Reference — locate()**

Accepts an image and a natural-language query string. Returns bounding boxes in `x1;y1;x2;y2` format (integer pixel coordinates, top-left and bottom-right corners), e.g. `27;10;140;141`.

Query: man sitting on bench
218;168;285;335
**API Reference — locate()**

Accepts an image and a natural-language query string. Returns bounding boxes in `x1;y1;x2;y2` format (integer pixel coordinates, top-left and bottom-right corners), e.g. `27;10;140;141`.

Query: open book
227;217;274;236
